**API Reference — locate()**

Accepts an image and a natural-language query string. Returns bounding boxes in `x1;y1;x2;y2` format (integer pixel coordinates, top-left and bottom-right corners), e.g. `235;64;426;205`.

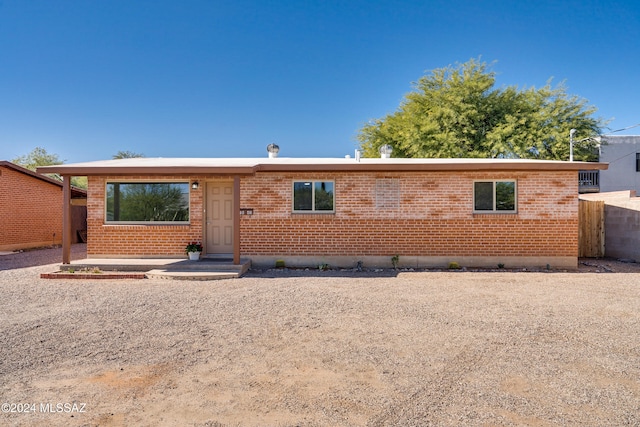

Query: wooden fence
578;199;605;258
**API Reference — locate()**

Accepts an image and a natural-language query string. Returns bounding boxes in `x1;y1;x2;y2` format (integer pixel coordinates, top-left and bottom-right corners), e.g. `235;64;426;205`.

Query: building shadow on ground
0;244;87;271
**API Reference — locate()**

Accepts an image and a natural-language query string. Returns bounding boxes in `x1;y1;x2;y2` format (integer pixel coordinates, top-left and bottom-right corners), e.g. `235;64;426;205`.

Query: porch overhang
37;157;608;176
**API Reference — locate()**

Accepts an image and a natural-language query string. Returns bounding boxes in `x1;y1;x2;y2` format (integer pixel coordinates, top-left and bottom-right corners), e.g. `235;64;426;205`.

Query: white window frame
292;180;335;213
473;180;517;213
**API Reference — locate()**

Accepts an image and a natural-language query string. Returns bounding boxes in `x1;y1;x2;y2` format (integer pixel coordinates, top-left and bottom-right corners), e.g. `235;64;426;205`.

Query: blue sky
1;0;639;163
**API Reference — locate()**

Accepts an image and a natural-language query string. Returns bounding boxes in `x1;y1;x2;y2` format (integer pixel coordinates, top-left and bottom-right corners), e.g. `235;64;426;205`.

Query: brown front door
206;182;234;254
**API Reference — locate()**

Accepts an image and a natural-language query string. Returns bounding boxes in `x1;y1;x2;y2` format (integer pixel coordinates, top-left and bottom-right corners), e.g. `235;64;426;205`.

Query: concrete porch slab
145;269;240;281
61;257;252;280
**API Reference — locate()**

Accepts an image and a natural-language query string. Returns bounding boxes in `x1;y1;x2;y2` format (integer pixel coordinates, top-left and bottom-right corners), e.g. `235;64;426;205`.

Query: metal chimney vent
379;144;393;158
267;143;280;158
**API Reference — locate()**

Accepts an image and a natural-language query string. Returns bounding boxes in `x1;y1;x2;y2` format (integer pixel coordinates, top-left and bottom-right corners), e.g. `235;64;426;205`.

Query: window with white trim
106;182;190;223
292;181;335;212
474;180;516;213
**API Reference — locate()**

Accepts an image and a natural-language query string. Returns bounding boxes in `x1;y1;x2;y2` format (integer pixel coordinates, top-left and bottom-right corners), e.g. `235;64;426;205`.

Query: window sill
472;212;518;216
103;222;191;226
291;212;336;217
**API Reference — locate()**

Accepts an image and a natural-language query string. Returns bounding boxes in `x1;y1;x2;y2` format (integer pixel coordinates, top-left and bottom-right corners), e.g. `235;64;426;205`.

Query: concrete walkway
64;256;252;280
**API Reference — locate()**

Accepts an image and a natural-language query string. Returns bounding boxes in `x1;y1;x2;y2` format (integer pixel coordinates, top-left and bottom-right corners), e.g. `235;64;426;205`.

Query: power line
600;127;640;164
605;123;640;134
605;150;636;165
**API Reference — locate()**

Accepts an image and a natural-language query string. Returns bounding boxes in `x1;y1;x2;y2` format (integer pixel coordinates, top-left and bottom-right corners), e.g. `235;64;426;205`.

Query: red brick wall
86;170;578;259
239;171;578;258
0;166;63;250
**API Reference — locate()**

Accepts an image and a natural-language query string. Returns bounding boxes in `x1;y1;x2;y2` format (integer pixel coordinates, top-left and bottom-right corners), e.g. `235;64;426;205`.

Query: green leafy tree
358;59;604;161
113;150;144;159
12;146;88;189
12;146;63;170
69;176;88;189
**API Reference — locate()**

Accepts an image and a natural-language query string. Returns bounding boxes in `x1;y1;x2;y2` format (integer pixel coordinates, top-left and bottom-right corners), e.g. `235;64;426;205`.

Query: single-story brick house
38;156;607;269
1;161;86;251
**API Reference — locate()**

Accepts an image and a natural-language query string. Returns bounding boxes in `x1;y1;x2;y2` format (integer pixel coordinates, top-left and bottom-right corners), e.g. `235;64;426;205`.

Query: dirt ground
1;247;639;426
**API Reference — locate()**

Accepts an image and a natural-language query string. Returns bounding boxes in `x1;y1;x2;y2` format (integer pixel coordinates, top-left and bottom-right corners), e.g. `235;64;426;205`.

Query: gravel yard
1;245;639;426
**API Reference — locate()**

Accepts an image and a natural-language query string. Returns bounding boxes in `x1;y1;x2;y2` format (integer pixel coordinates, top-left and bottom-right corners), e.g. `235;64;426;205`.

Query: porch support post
233;176;241;265
62;175;72;264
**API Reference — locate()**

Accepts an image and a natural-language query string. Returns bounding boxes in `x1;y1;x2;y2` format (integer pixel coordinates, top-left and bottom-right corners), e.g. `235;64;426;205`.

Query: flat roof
601;135;640;143
36;157;608;176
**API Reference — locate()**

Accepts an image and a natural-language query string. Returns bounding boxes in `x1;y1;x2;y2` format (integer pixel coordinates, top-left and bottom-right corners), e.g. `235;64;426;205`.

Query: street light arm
569;129;602;162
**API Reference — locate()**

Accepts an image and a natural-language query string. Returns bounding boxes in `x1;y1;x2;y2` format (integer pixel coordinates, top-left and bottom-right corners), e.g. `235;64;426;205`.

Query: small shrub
391;254;400;269
275;260;285;268
497;263;505;269
448;261;461;270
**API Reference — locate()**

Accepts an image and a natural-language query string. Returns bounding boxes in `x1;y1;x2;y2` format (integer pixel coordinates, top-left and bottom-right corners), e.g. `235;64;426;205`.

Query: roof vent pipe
355;149;361;162
379;144;393;159
267;143;280;158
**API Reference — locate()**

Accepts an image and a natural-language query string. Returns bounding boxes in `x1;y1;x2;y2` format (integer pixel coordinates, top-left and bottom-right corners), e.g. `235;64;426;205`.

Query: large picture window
474;180;516;212
106;182;190;223
293;181;335;212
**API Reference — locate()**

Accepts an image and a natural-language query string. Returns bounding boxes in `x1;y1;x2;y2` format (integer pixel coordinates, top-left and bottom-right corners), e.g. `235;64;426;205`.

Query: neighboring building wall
581;191;640;262
0;165;63;251
87;171;579;268
599;135;640;193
